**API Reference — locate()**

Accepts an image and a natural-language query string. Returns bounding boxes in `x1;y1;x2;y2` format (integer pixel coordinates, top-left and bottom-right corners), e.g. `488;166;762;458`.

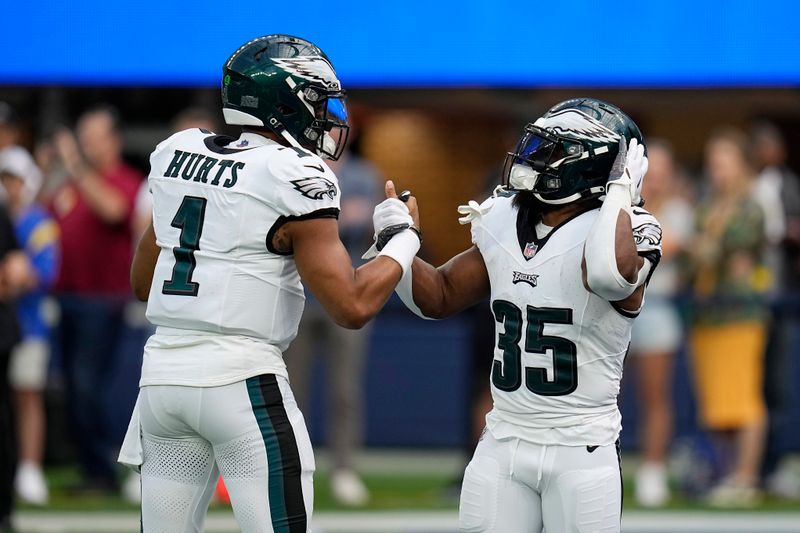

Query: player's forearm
396;246;489;320
322;256;402;329
130;223;159;301
406;258;451;319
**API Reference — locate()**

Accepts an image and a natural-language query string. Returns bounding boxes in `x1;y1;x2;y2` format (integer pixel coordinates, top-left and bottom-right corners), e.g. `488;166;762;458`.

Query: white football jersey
140;129;340;387
472;194;661;446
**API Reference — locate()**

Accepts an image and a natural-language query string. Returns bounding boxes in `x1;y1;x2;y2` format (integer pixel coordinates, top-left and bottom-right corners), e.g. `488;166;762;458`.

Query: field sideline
13;451;800;532
14;509;800;533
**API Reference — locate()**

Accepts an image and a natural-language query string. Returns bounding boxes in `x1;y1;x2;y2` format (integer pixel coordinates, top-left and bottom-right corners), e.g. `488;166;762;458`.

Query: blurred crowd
0;98;799;530
625;125;800;509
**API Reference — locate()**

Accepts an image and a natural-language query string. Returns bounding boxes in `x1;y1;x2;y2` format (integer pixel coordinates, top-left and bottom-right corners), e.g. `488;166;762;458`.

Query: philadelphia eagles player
394;99;661;532
118;35;420;533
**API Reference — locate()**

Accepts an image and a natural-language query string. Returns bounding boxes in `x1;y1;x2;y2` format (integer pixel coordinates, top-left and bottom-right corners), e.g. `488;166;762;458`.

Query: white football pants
459;430;622;533
138;374;314;533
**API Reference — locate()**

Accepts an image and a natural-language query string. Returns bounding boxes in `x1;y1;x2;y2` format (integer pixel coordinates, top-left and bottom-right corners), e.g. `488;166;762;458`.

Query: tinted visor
501;125;583;191
513;127;576;168
326;95;348;125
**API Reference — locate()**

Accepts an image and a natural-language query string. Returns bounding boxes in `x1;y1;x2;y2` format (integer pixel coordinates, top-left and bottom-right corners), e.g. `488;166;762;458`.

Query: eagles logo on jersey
290;176;338;200
633;222;663;249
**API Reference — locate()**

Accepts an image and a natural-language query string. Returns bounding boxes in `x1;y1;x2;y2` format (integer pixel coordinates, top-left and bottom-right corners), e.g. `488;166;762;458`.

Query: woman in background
690;128;770;507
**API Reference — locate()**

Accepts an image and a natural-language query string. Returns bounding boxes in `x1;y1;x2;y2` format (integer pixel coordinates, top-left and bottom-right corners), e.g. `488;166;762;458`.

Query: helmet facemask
501;124;600;204
294;84;350;160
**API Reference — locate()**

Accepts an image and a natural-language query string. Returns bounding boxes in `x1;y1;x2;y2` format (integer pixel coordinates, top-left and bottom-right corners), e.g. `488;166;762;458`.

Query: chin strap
534;185;605;205
279;129;305;150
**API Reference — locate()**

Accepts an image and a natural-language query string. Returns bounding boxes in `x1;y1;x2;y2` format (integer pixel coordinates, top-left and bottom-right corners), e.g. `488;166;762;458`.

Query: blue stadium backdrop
2;0;799;87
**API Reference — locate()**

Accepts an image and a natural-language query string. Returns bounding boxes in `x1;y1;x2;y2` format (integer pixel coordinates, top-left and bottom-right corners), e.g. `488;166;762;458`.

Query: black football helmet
502;98;644;205
221;34;349;160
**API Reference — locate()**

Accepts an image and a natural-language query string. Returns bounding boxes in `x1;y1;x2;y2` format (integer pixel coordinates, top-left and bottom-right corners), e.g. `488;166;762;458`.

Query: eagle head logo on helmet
502;98;644;206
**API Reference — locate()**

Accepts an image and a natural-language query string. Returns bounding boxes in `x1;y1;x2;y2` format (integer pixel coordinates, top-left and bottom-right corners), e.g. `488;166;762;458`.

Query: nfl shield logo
523;242;538;259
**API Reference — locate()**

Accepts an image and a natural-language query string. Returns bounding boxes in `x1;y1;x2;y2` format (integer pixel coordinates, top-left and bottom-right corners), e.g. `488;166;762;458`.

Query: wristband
377;229;420;276
376;224;422;251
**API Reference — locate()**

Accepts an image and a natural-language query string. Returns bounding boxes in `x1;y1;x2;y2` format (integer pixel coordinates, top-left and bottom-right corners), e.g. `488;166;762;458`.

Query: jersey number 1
162;196;207;297
491;300;578;396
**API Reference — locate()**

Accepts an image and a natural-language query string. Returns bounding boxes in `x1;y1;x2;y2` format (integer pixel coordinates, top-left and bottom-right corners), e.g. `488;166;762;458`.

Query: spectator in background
750;123;800;499
0;102;34;531
0;147;59;506
0;206;23;533
690;128;770;507
283;141;381;506
0;102;24;185
630;140;694;507
47;105;141;492
0;102;18;151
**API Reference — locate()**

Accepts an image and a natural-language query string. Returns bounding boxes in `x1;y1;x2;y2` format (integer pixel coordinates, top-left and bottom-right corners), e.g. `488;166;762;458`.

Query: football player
118;35;421;533
394;99;662;532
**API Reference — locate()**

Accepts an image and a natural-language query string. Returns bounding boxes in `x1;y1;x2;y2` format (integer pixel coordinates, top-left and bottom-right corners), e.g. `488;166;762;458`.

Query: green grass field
19;464;800;514
13;462;800;533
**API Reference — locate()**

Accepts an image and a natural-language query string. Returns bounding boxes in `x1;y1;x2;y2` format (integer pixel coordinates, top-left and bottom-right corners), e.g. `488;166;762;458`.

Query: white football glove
457;200;485;225
457;195;499;225
607;137;648;206
362;198;414;259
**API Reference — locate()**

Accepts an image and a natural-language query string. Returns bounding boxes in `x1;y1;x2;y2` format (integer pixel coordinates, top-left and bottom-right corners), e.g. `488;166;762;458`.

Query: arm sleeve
395;265;437;320
583;185;639;300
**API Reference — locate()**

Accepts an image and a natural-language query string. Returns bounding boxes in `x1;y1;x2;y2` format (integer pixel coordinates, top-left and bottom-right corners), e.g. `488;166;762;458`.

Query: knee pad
459;456;500;533
553;466;621;533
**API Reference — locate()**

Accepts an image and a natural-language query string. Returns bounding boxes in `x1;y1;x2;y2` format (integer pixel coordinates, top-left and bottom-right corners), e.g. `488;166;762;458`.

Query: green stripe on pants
247;376;289;533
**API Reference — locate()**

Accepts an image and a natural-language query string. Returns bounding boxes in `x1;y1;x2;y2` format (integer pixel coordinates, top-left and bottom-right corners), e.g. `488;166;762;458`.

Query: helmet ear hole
276;104;296;116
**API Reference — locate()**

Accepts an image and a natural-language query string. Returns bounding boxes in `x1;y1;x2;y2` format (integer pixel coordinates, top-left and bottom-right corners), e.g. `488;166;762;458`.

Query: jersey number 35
491;301;578;396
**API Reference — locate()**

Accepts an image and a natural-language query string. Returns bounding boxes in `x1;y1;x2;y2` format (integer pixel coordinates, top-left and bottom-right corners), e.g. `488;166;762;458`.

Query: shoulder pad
458;194;500;227
268;147;339;201
151;128;205;157
267;146;340;217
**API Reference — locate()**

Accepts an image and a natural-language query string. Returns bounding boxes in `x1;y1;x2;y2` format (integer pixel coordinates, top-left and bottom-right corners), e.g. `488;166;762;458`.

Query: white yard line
14;510;800;533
